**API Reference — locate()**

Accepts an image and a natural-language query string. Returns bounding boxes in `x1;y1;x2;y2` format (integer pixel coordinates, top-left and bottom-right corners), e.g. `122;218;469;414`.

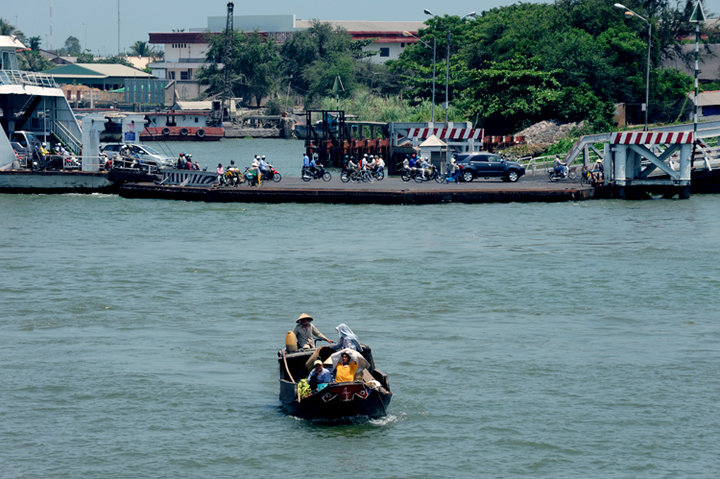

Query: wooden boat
277;344;392;420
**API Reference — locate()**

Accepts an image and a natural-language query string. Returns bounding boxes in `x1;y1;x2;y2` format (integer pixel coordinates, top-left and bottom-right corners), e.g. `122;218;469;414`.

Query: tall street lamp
424;10;477;123
403;30;437;123
615;3;652;131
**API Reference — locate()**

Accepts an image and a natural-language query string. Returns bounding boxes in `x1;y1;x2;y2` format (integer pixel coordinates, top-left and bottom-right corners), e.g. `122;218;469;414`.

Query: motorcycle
302;166;332;182
413;165;441;183
341;168;374;183
244;167;260;187
548;166;577;181
400;167;424;182
225;168;243;186
261;164;282;183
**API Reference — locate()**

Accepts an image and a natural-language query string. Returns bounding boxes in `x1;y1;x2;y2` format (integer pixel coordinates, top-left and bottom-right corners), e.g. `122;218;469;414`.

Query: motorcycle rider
408;153;418;170
226;160;240;184
553;156;567;178
308;154;321;177
418;156;432;179
302;153;310;172
258;155;270;179
359;154;368;171
375;155;385;176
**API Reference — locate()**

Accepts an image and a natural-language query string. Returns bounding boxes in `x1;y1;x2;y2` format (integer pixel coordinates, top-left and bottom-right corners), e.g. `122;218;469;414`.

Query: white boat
0;35;114;192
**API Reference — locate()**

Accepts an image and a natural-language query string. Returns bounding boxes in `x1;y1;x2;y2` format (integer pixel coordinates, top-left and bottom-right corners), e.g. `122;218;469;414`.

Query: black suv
454;152;526;182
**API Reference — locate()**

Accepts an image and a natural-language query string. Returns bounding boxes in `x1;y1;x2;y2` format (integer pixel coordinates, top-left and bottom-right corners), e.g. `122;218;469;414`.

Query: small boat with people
278;314;392;420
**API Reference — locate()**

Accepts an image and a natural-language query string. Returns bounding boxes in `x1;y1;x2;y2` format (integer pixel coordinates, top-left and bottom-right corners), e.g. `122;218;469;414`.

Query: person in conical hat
292;313;334;350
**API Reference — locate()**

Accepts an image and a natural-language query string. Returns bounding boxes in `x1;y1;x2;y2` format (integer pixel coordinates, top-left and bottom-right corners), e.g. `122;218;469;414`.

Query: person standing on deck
293;314;334;350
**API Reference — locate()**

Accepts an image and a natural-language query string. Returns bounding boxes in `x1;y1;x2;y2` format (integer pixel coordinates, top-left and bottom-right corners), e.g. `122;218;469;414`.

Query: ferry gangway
52;120;82;155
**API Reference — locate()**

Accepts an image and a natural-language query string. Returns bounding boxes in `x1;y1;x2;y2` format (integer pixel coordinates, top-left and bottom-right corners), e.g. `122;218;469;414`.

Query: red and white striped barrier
611;131;694;145
407;128;483;140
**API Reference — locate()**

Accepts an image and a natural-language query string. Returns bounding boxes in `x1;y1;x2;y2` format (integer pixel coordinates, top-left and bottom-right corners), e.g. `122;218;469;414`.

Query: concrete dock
118;176;595;204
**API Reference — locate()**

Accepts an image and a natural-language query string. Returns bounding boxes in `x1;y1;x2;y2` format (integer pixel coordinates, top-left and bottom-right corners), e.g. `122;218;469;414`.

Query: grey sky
4;0;717;55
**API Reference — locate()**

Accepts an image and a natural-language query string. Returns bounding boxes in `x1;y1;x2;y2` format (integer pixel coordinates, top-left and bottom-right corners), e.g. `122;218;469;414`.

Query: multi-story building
148;14;424;102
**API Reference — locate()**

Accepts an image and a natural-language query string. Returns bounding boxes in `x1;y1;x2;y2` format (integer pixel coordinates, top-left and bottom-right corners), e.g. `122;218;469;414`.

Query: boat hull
279;379;392;420
0;170;116;193
141;126;223;141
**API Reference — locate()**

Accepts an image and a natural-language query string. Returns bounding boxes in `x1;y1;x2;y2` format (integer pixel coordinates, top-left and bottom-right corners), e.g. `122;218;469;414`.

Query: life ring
196;128;206;138
161;127;170;136
179;128;189;137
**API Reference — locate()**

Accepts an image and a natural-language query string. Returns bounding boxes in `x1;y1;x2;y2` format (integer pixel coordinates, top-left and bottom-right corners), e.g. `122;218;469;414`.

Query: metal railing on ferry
0;70;59;88
52;120;82;155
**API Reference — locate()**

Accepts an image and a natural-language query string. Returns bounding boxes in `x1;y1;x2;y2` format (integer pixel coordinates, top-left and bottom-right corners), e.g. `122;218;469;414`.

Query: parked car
100;143;174;169
454;152;526;182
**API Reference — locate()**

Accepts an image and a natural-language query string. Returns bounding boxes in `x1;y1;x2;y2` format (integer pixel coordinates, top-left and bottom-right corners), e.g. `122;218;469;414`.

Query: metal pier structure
562;120;720;199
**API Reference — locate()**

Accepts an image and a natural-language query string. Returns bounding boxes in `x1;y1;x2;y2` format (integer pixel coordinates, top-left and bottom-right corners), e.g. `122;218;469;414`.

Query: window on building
380;48;390;57
168;71;176;80
180;70;189;80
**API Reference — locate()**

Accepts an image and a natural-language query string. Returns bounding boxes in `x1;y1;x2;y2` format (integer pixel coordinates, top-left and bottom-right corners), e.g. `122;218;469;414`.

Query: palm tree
0;17;25;42
129;40;157;58
0;18;19;35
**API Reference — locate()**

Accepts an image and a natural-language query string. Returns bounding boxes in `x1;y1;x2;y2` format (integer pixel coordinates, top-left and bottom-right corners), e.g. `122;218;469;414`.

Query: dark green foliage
393;0;697;133
280;21;364;101
18;36;53;71
128;41;160;58
60;36;82;56
198;30;281;107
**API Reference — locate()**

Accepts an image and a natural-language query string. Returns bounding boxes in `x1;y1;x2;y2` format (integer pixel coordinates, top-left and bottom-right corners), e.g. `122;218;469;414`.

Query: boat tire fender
196;128;206;138
179;127;189;137
161;127;170;136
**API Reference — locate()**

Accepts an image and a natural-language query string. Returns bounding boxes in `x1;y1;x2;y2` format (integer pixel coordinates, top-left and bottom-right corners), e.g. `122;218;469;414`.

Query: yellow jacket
335;362;358;382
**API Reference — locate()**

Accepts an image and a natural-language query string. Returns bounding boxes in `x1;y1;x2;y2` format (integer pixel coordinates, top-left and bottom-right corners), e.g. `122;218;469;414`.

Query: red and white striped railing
407;128;483;140
611;131;694;145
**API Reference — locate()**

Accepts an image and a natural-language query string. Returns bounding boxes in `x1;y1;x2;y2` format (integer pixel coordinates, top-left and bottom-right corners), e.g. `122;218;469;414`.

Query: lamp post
403;30;436;123
424;10;477;124
615;3;652;131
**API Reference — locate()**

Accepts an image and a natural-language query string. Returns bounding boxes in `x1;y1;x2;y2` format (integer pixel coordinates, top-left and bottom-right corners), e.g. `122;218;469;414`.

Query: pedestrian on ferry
216;162;224;184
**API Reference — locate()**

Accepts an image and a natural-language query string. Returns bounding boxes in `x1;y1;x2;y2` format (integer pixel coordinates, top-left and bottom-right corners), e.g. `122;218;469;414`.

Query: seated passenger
334;352;358;382
307;359;333;392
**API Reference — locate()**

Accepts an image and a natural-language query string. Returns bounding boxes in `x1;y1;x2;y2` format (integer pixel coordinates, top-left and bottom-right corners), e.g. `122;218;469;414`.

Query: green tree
76;50;95;62
18;36;52;71
456;54;565;132
198;30;281;107
95;55;132;67
395;0;695;132
0;18;25;43
280;21;365;99
61;36;82;56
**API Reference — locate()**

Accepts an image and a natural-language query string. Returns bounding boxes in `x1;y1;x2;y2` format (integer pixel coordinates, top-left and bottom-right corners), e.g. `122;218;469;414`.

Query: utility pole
221;1;234;123
690;0;706;166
